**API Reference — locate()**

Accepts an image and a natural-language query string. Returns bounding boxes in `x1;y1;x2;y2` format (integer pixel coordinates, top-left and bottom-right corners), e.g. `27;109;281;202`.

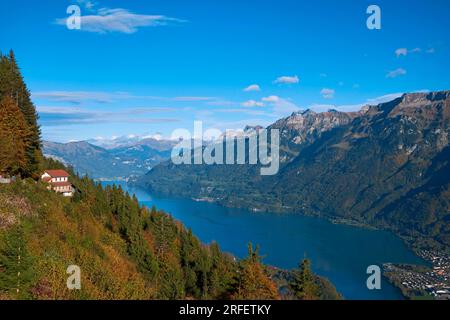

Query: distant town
384;250;450;300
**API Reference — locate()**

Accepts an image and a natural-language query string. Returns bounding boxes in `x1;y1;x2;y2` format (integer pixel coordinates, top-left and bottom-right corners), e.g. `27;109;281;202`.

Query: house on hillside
0;174;12;184
41;170;74;197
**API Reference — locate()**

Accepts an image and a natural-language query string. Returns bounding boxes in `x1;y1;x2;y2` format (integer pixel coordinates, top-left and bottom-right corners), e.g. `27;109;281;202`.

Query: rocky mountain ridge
138;91;450;250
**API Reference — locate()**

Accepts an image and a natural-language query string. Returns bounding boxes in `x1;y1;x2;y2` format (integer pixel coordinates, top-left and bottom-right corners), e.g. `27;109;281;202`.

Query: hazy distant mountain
43;138;176;180
86;134;173;150
137;91;450;250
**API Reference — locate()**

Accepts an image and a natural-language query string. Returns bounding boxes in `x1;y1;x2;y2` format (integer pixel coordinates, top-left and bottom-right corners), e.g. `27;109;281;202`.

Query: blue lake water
102;181;426;300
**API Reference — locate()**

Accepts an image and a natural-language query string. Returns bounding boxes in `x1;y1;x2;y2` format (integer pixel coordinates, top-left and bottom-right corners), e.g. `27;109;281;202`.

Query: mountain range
137;91;450;250
43;138;176;180
1;51;340;300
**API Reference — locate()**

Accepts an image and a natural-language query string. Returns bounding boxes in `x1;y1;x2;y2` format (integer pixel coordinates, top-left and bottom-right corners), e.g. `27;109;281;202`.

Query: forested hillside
138;92;450;251
0;163;267;299
0;51;339;300
1;160;340;299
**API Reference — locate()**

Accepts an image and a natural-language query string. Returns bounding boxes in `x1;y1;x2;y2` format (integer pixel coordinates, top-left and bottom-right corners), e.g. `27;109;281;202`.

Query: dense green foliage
289;259;320;300
0;224;37;299
138;92;450;251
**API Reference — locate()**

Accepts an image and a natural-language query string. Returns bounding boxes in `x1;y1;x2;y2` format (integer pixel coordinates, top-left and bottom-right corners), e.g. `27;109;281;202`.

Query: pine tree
0;95;28;176
0;225;36;299
0;50;42;177
290;259;320;300
232;244;279;300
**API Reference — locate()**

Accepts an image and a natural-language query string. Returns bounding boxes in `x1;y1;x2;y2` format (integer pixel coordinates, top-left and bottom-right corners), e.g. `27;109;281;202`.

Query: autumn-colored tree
290;259;320;300
0;51;42;177
232;244;279;300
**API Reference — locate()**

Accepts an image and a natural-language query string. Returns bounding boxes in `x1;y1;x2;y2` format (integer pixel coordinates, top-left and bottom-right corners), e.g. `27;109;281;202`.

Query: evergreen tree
0;225;36;299
232;244;279;300
0;50;42;177
207;241;233;298
0;95;28;175
289;259;320;300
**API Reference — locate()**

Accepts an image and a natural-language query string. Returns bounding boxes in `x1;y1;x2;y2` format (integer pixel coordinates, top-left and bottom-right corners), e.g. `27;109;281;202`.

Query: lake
102;181;426;300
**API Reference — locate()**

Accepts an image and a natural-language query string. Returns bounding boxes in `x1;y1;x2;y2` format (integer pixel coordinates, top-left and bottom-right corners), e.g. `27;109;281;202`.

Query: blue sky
1;0;449;142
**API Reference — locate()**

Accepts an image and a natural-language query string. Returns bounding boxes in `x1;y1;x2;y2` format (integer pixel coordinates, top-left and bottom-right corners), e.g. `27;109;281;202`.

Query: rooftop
44;169;70;178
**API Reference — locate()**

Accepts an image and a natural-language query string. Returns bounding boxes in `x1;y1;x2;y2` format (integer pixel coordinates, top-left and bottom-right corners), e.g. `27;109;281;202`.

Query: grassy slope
0;180;151;299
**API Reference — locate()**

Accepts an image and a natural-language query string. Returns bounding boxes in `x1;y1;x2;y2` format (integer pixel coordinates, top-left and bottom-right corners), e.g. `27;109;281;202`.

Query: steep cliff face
271;109;357;144
269;109;358;163
274;91;450;248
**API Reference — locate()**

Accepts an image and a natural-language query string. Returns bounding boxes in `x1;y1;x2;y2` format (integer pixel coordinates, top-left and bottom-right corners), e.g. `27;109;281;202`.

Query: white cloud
261;95;280;103
241;100;265;107
320;88;335;99
238;95;300;118
36;106;84;114
38;105;179;126
273;99;300;115
37;105;173;115
33;91;132;104
55;8;186;34
395;47;433;57
395;48;408;57
243;84;261;92
33;91;221;104
308;92;404;113
386;68;407;78
366;93;403;104
273;75;300;85
262;96;300;115
215;108;267;116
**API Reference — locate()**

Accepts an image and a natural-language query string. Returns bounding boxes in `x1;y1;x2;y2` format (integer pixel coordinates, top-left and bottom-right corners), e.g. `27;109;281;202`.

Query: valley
41;91;450;299
137;91;450;252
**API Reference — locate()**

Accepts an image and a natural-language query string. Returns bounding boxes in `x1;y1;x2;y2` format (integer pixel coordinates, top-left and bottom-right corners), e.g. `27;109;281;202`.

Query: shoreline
103;181;442;300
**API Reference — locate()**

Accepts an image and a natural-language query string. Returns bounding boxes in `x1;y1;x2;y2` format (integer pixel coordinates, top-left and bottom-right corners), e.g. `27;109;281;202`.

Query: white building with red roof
41;170;74;197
